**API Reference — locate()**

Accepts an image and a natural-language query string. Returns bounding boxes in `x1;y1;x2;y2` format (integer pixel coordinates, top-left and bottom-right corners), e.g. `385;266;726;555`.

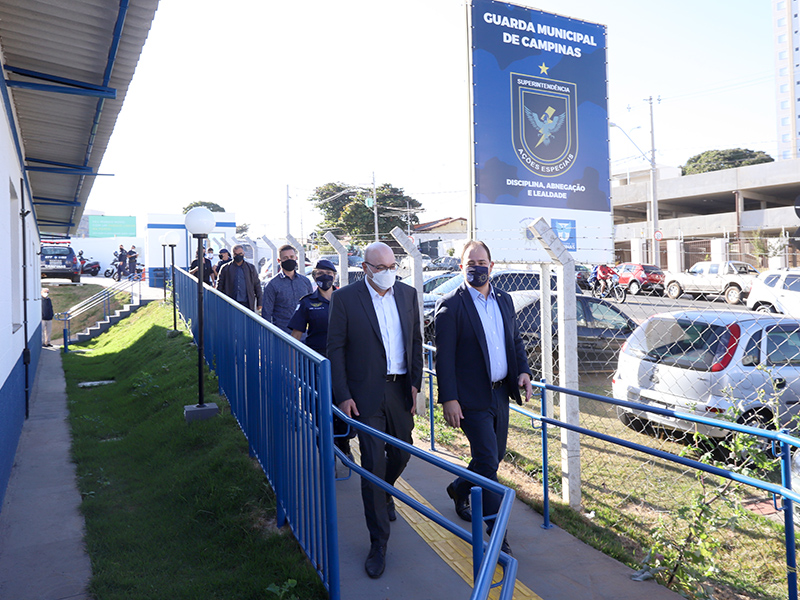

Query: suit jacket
434;282;531;411
327;279;423;419
216;260;262;311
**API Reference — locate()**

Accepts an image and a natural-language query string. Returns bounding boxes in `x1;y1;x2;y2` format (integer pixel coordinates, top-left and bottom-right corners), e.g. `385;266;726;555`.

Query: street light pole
372;172;378;242
646;96;660;267
610;115;660;267
169;243;177;330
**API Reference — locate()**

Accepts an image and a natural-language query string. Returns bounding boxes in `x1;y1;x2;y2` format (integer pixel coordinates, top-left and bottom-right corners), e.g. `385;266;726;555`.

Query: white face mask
368;267;397;290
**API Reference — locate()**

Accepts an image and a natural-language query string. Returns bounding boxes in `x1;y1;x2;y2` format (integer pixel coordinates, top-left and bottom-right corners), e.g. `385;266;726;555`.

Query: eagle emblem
525;106;566;148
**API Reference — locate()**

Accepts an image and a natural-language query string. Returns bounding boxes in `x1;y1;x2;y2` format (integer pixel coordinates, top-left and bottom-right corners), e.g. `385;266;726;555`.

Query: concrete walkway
0;342;683;600
0;346;91;600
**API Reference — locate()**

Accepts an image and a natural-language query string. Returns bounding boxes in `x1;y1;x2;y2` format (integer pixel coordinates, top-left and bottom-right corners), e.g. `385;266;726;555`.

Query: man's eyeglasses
364;261;398;273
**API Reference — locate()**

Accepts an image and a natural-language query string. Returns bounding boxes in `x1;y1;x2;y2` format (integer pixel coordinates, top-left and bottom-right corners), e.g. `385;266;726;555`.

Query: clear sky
86;0;775;240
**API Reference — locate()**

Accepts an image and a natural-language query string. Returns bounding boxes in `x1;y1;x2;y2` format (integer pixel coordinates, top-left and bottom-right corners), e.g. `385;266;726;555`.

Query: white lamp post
184;207;218;422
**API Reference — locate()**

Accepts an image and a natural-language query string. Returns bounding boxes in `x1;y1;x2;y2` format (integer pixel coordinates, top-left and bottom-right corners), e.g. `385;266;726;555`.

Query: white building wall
775;0;799;160
0;87;37;389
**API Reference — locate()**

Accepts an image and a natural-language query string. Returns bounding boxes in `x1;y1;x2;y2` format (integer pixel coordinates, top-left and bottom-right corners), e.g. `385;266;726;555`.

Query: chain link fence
411;229;797;600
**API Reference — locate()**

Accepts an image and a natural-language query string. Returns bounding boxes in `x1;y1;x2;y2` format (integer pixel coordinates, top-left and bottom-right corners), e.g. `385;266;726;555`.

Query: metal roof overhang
0;0;159;238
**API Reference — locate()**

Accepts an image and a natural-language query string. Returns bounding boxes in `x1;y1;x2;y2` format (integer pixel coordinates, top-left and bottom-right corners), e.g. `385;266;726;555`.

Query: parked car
399;254;431;272
613;310;800;439
510;290;637;375
400;270;459;293
575;264;592;290
664;261;759;304
746;269;800;316
40;243;80;282
422;270;580;341
425;256;461;271
615;263;665;296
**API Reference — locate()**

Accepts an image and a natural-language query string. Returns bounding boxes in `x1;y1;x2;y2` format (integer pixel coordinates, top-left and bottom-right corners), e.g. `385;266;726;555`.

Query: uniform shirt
262;271;313;332
467;285;508;383
287;288;331;356
190;258;214;285
366;282;406;375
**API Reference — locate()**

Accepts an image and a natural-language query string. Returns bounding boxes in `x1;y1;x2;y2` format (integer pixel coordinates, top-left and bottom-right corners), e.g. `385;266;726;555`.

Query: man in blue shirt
434;240;533;557
261;244;312;332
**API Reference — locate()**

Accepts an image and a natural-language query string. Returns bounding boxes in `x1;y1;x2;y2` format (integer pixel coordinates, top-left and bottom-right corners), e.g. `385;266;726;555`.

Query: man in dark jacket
434;240;532;556
41;288;54;347
216;244;262;311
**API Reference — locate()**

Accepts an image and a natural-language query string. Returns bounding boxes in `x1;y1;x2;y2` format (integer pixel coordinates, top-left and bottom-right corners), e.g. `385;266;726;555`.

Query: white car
746;269;800;317
613;310;800;439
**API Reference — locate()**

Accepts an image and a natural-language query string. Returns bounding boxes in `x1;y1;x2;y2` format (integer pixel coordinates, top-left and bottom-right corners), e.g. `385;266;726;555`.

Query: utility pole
372;172;378;242
647;96;660;267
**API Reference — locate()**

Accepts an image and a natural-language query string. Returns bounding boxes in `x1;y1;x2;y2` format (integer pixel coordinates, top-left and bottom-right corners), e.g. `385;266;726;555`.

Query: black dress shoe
446;482;472;522
386;497;397;522
500;536;513;557
365;542;387;579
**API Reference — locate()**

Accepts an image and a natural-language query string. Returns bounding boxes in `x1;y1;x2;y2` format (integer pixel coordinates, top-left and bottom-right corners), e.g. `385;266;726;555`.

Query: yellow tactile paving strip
347;449;541;599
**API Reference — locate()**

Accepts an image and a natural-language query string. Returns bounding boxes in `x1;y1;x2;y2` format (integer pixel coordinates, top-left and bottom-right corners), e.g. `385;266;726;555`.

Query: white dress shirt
367;282;406;375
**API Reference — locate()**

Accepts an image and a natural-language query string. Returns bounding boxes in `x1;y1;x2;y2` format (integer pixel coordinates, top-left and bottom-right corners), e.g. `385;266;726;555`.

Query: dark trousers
357;378;414;545
452;387;509;532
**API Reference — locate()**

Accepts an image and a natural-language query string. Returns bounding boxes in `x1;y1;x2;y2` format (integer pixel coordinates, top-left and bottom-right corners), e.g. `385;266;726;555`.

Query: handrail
334;407;518;599
56;276;140;350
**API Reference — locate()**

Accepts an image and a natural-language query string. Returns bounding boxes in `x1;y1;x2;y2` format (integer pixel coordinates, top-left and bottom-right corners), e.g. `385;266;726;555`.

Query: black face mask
465;265;490;287
316;274;334;291
233;254;244;263
282;259;297;272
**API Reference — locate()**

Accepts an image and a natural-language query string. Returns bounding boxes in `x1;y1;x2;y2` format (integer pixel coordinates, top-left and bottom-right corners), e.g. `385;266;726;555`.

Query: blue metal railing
174;269;518;600
422;345;800;600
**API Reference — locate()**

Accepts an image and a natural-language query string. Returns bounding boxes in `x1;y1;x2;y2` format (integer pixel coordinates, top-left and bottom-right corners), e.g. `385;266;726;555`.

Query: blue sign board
470;0;611;261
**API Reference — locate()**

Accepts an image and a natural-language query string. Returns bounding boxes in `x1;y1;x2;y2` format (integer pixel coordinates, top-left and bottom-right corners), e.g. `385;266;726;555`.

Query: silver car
613;310;800;438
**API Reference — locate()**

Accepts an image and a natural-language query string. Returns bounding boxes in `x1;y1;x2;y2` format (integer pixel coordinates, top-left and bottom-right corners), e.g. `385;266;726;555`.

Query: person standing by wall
189;245;215;287
213;248;231;283
434;240;532;557
216;244;262;312
261;244;312;332
327;242;423;579
127;245;138;279
41;288;54;347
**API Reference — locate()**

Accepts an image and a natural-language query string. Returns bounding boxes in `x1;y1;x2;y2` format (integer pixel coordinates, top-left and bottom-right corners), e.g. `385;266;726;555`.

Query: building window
783;100;790;109
780;50;789;59
781;67;789;76
780;34;788;43
777;0;785;9
784;151;792;159
783;117;790;126
780;17;787;27
782;83;790;92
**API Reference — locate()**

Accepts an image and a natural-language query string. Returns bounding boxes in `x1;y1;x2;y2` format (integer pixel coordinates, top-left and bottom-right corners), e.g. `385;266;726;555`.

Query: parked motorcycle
112;261;144;282
77;251;100;276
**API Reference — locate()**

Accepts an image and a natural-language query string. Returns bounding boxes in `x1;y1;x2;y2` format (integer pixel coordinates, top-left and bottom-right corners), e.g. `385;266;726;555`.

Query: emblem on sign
511;72;578;177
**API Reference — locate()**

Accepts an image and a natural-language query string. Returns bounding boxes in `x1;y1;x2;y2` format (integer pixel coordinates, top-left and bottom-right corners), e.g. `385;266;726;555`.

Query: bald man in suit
327;241;423;579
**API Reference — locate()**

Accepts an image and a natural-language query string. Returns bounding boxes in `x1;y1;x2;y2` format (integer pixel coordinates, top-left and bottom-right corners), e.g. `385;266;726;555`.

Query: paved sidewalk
0;346;91;600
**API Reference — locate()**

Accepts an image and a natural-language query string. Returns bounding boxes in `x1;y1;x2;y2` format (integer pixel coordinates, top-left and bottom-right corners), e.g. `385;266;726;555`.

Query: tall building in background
775;0;798;159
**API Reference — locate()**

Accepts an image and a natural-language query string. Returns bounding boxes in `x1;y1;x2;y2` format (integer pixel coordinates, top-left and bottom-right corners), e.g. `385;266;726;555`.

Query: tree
182;201;226;214
236;223;250;235
681;148;773;176
309;182;423;242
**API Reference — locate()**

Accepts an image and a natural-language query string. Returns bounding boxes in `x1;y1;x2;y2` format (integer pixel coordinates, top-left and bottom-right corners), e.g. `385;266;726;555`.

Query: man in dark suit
434;240;532;555
327;241;423;579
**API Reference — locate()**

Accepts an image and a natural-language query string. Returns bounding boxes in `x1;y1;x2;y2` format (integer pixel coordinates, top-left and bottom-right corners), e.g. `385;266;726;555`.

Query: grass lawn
63;301;327;600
